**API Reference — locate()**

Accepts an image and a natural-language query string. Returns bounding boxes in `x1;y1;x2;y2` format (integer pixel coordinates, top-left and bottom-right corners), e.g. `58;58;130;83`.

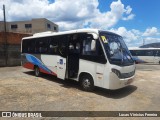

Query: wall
0;32;31;67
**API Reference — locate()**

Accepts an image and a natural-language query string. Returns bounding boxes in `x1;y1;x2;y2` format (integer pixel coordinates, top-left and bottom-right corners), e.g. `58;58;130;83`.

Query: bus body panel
56;56;66;79
109;73;134;90
22;53;57;76
108;64;135;89
154;56;160;63
41;55;58;75
78;59;106;87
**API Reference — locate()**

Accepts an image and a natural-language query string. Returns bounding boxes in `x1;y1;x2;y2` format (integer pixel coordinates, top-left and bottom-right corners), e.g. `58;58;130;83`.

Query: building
0;18;58;34
140;42;160;48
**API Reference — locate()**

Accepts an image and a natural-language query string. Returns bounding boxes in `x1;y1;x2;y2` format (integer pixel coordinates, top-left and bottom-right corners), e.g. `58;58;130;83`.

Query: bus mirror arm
91;40;96;51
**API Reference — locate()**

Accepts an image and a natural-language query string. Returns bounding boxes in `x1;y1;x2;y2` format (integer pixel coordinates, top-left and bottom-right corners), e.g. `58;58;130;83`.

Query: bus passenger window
36;39;48;54
82;39;96;55
59;43;66;56
49;40;58;54
28;41;35;53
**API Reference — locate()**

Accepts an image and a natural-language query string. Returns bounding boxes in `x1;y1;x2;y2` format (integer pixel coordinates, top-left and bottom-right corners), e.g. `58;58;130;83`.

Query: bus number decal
60;59;63;65
101;36;108;43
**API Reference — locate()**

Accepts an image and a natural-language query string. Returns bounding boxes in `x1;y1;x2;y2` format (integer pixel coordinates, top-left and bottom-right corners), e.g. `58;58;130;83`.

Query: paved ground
0;64;160;119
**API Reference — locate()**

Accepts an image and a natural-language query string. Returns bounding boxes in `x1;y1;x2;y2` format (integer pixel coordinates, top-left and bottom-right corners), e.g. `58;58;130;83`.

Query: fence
0;44;21;66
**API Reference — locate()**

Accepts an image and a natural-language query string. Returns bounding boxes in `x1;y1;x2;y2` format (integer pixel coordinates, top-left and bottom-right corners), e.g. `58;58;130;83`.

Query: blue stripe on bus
26;54;52;74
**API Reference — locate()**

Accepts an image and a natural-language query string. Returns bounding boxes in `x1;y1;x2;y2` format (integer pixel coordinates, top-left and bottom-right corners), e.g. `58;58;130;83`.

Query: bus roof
22;29;120;40
129;47;160;50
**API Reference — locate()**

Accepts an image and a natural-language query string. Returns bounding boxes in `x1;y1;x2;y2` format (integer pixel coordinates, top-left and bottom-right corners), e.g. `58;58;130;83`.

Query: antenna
143;39;145;45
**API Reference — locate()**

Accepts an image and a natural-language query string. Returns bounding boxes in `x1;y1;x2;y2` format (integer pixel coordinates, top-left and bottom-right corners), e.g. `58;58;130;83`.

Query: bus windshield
99;32;134;66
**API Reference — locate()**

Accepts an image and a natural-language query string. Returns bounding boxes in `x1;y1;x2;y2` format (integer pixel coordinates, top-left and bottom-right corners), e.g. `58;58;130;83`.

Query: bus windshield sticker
60;59;63;65
101;36;108;43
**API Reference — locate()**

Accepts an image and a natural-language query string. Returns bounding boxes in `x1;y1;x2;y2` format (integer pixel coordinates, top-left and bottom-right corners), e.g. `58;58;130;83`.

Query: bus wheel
80;74;94;91
34;66;41;77
159;61;160;65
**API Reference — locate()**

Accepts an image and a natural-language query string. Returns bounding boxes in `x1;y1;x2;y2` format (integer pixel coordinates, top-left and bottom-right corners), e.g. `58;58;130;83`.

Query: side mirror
91;40;96;51
88;33;98;39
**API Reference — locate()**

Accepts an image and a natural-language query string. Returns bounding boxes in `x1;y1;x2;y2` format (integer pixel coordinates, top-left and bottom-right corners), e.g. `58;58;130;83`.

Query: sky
0;0;160;47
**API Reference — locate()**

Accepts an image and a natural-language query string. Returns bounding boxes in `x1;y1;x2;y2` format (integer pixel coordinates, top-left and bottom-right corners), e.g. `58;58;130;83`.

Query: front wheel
80;74;94;91
34;66;41;77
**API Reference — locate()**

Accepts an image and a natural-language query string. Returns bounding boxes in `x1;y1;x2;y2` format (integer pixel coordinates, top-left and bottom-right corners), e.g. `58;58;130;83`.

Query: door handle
59;67;63;69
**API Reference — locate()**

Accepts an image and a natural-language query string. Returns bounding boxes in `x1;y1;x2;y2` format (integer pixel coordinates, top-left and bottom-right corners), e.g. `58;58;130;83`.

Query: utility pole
143;39;145;46
3;4;8;66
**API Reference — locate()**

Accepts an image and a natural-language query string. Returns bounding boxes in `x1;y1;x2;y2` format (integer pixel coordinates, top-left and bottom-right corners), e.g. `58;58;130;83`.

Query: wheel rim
83;78;91;88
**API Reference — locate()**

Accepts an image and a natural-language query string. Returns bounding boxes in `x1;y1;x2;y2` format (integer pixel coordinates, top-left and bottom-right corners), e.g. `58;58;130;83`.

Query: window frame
25;24;32;28
11;24;18;29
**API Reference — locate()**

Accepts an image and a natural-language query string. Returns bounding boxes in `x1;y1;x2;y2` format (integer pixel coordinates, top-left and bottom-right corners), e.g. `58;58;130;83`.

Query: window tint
58;35;67;56
28;40;36;53
25;24;32;28
35;38;48;54
145;50;153;56
54;26;57;31
11;24;17;29
82;34;97;56
47;24;51;29
131;50;145;56
130;50;157;56
22;40;30;53
155;50;160;56
130;50;136;56
49;37;58;54
80;33;106;64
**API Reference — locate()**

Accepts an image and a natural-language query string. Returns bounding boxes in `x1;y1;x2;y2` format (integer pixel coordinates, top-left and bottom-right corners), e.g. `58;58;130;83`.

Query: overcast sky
0;0;160;47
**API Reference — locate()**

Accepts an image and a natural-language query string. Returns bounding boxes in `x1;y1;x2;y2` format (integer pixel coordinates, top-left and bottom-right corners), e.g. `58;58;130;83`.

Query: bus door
68;34;80;78
57;56;66;79
57;36;67;79
154;50;160;64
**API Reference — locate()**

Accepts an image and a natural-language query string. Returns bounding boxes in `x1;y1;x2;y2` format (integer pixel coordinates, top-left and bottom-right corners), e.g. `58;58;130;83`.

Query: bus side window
145;50;153;56
158;51;160;56
28;40;35;53
35;38;48;54
49;38;58;54
130;50;136;56
81;34;106;64
57;35;67;57
22;40;29;53
82;35;96;56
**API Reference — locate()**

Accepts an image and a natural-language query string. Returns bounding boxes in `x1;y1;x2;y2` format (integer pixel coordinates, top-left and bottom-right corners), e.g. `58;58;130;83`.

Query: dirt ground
0;64;160;119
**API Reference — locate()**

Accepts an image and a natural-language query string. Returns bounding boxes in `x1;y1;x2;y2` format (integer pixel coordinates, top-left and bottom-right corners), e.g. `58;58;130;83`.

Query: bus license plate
126;78;133;85
125;78;133;85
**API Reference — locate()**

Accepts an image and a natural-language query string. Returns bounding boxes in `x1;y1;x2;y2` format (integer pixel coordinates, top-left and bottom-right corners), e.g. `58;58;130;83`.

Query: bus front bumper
109;72;135;90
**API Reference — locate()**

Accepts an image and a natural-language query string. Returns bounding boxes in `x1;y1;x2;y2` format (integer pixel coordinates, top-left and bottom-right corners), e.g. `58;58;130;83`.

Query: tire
34;66;41;77
80;74;94;91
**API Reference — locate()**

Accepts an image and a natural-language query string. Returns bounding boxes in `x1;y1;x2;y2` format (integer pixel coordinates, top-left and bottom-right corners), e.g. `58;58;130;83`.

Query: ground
0;64;160;120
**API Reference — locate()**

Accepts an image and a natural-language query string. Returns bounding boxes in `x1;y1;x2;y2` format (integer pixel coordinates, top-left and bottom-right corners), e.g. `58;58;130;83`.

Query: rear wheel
34;66;41;77
80;74;94;91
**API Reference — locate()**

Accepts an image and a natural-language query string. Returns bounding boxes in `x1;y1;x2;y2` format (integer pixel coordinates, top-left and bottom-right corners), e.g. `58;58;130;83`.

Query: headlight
112;68;121;78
